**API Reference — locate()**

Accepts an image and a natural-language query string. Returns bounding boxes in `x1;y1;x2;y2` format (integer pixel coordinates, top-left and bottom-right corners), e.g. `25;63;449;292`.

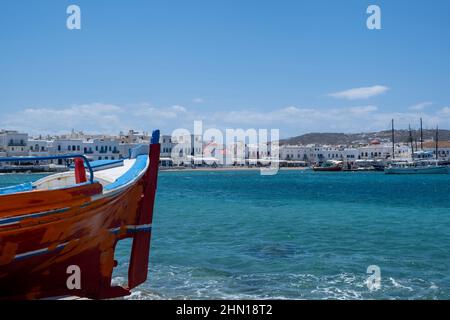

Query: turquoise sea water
2;171;450;299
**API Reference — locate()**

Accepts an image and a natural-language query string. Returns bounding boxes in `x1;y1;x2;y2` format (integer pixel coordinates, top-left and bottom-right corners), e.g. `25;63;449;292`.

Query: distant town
1;128;450;172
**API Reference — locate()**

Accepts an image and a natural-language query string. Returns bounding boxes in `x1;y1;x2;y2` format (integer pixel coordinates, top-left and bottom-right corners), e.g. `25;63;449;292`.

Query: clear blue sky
1;0;450;136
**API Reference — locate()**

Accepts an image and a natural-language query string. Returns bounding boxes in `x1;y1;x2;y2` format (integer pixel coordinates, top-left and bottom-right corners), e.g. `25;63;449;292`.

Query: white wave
389;277;413;291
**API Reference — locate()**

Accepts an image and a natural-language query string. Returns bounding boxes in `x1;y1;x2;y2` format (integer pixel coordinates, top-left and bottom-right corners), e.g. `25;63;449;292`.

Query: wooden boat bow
0;130;161;300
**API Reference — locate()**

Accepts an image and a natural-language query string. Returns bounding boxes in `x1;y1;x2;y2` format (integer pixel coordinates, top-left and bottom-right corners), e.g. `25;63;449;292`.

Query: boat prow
0;130;161;300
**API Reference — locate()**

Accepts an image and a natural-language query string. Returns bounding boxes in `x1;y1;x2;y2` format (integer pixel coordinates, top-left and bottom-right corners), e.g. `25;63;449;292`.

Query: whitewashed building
84;138;120;161
28;140;51;157
0;130;28;156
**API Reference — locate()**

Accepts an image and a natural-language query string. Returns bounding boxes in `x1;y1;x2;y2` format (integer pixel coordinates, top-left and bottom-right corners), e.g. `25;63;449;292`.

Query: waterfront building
280;145;313;162
160;135;174;158
0;128;445;170
423;141;450;160
28;140;52;159
83;138;121;161
170;134;203;166
358;143;392;160
279;145;359;166
118;130;150;144
0;130;28;157
48;138;84;164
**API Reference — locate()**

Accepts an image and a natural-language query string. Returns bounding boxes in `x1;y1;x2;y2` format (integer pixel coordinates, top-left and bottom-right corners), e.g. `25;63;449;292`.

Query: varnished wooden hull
0;140;160;300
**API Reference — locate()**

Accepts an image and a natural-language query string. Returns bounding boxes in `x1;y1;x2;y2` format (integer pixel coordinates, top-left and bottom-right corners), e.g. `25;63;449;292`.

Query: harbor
1;122;450;299
3;169;450;299
1;0;450;305
2;120;450;174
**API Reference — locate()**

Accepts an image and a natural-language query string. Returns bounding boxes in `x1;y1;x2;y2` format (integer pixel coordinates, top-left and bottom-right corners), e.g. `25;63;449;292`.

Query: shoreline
160;167;310;173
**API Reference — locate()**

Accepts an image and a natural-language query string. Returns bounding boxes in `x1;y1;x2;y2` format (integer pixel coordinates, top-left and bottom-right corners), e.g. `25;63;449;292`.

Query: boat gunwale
0;156;149;230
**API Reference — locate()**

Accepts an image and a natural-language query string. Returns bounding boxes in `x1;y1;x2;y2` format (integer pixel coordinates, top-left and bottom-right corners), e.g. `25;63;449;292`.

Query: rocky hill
280;129;450;146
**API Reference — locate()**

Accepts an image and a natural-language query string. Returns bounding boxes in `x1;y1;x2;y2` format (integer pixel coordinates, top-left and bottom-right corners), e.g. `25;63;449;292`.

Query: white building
119;130;150;144
358;143;393;160
279;145;358;164
170;134;203;165
160;135;174;158
28;140;51;157
423;141;450;161
83;138;120;161
0;130;28;156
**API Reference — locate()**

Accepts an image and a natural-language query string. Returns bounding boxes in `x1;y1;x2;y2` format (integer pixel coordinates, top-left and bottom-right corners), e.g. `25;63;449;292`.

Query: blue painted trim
126;226;152;233
151;130;160;144
0;207;70;226
14;224;152;261
0;154;94;184
103;155;148;191
0;183;34;195
109;225;152;234
88;159;124;168
69;159;124;170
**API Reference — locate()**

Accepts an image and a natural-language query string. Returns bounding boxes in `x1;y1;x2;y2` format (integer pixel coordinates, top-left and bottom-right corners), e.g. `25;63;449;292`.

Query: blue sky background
1;0;450;136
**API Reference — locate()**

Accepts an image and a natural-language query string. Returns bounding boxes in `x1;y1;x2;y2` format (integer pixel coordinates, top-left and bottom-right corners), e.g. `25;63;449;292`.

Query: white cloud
193;98;205;103
439;107;450;114
2;101;450;138
0;103;190;136
329;85;389;100
409;102;433;110
0;103;125;135
348;105;378;114
172;105;187;112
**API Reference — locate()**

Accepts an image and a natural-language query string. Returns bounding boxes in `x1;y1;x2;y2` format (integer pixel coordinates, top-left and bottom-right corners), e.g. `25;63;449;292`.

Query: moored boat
372;160;388;172
313;160;343;172
0;130;161;300
384;159;448;174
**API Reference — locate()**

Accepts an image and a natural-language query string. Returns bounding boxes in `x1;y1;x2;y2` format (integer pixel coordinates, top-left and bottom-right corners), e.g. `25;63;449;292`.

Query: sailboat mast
436;126;439;160
409;124;414;155
391;119;395;159
420;118;423;150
